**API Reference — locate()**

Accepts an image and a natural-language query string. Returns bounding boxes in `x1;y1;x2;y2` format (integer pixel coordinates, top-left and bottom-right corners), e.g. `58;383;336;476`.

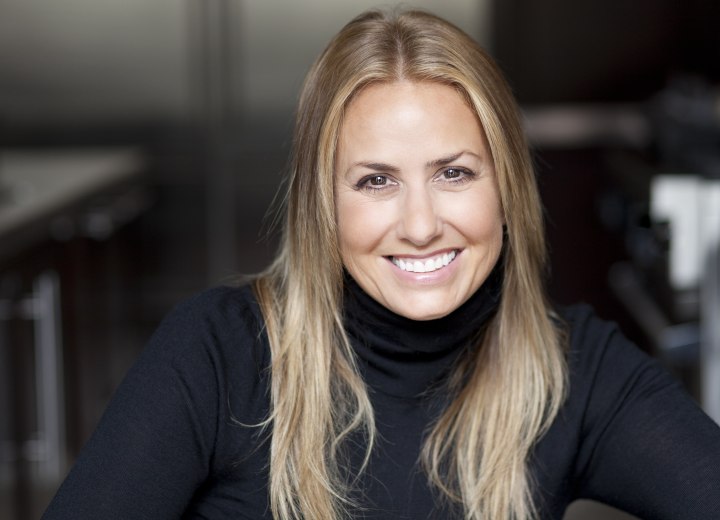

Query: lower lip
387;251;462;285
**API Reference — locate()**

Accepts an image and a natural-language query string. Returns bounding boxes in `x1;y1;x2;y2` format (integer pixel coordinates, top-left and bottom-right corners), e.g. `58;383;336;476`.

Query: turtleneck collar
342;261;503;399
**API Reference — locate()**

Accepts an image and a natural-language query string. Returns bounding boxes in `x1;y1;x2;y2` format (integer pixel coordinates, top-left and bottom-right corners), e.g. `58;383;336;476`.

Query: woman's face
335;81;504;320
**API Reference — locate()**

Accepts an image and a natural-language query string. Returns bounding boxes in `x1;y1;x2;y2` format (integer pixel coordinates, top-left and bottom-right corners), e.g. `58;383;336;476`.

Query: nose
397;185;442;246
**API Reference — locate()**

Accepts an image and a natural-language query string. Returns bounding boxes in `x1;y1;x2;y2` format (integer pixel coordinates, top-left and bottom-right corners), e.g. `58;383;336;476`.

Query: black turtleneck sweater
43;276;720;519
340;268;502;519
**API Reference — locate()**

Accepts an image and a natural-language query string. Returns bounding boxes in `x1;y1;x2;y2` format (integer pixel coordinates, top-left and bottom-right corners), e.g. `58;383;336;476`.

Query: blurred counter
0;148;147;262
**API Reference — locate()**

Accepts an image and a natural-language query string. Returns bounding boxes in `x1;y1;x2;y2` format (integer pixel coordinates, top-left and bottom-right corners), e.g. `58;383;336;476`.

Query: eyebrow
353;161;401;173
426;151;465;168
349;151;473;174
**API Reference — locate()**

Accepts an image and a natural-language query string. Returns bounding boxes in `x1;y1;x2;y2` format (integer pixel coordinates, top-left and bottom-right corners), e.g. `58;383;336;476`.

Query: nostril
399;213;443;246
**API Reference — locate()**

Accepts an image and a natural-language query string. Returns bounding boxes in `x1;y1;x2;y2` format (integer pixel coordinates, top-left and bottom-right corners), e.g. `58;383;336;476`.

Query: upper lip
387;248;459;260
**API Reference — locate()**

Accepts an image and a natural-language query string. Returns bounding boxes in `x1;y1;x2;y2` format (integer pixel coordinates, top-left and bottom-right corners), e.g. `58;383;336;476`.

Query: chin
389;300;455;321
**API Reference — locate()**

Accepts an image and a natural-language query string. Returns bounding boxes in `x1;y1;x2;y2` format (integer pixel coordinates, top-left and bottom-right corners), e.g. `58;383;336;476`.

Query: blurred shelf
0;148;146;263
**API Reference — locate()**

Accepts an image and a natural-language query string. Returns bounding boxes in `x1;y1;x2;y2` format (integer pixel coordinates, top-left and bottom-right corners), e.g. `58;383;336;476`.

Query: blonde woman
44;9;720;520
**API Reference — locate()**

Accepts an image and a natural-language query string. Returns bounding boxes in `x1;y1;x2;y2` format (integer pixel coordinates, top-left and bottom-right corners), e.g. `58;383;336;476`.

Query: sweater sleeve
570;307;720;519
42;287;261;519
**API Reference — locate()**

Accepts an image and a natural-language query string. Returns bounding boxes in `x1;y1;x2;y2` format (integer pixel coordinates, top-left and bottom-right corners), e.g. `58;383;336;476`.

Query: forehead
343;81;476;125
336;81;487;163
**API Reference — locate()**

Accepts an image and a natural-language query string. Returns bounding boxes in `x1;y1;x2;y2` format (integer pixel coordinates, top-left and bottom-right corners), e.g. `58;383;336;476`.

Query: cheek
447;190;504;243
337;195;396;267
459;217;503;250
336;195;375;260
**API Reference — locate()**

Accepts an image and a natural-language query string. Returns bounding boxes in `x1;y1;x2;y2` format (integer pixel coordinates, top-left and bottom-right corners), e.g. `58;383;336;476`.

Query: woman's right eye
356;174;395;191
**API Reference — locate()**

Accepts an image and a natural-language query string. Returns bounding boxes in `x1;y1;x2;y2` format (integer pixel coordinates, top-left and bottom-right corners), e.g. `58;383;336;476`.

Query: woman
44;9;720;520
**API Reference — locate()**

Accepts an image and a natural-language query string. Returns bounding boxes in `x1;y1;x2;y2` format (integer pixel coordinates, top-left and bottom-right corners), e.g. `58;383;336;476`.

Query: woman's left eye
437;167;474;183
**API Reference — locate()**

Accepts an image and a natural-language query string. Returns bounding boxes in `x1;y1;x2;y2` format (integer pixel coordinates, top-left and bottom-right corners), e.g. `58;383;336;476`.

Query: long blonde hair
253;9;567;519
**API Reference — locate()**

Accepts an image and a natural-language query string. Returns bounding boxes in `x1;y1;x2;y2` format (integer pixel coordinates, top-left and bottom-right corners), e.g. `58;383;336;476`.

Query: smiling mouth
389;250;458;273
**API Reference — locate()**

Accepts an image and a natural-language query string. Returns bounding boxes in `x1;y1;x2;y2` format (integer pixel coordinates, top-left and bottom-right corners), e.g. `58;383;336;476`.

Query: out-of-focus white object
650;175;720;290
650;174;720;422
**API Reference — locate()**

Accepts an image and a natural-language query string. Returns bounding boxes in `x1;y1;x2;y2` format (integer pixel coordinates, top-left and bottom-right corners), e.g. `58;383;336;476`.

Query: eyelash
439;167;475;184
355;174;395;191
354;167;476;192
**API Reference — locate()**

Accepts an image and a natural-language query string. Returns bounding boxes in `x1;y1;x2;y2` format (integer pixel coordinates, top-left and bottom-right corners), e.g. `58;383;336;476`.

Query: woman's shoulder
551;302;685;434
123;282;271;431
555;302;614;337
140;282;269;372
164;283;263;329
554;303;648;368
552;302;684;435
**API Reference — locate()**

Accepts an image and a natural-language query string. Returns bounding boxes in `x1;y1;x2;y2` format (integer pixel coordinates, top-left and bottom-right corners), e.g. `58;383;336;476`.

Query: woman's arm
42;286;268;519
573;310;720;519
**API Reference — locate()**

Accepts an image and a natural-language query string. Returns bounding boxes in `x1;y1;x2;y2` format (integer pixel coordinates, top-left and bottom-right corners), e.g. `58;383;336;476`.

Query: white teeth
392;250;457;273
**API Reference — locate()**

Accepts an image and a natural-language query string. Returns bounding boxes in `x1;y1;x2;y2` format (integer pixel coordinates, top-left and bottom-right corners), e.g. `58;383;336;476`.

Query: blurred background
1;0;718;518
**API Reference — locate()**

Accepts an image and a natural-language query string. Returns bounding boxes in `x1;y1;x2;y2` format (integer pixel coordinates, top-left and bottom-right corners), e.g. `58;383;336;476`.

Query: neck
342;261;503;398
